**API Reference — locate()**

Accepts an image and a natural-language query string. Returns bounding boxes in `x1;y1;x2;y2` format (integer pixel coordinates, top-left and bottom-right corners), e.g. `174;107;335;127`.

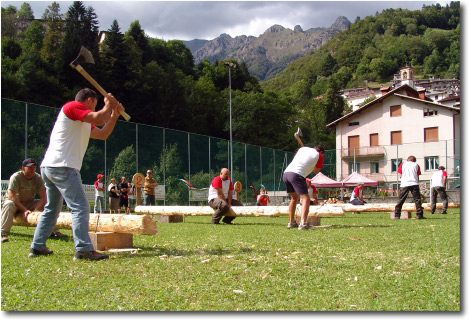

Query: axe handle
72;64;131;121
294;133;304;147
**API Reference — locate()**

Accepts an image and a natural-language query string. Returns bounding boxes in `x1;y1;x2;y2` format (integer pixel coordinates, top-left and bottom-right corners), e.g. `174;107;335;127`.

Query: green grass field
1;210;460;311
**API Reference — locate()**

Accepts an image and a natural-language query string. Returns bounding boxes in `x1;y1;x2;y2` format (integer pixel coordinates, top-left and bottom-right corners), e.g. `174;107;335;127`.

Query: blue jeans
31;167;94;252
94;196;104;213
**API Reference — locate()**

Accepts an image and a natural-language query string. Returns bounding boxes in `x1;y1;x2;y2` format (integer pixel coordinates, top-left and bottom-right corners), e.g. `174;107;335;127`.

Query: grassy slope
1;210;460;311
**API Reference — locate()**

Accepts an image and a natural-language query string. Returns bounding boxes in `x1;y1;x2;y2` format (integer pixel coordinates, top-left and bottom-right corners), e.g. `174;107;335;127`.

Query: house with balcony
327;84;460;190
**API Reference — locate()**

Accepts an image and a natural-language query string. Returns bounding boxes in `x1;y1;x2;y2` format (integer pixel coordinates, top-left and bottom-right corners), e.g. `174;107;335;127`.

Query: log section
325;202;459;212
13;212;158;235
134;205;345;217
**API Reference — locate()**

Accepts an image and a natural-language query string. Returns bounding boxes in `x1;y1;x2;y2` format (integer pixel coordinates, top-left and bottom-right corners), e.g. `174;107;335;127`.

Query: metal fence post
25;103;28;159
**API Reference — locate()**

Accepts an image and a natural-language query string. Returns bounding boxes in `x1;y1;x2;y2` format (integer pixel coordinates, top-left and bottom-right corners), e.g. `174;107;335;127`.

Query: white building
327;84;460;190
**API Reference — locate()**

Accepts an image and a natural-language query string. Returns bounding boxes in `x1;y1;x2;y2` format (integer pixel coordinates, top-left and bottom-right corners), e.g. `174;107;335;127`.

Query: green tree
17;2;34;19
108;145;137;183
41;2;65;63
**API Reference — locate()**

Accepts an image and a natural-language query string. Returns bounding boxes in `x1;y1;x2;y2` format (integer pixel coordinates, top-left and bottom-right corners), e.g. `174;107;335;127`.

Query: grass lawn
1;210;460;311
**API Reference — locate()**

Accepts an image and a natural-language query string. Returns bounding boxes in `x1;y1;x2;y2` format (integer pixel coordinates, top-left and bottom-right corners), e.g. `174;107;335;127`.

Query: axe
70;46;131;121
294;127;304;147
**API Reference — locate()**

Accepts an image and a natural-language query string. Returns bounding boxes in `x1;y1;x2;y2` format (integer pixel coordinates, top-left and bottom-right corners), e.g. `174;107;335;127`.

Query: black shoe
441;211;447;214
1;236;8;243
50;231;68;238
223;220;233;224
391;215;400;220
416;216;427;220
28;247;53;258
73;251;109;261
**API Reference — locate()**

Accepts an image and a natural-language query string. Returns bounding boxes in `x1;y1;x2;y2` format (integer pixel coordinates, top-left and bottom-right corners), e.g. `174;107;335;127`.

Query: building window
390;105;402;117
425;156;439;171
348;121;359;126
348;135;360;156
424;108;438;117
370;161;379;174
391;158;402;172
391;131;402;145
349;162;360;174
424;127;438;142
370;133;378;146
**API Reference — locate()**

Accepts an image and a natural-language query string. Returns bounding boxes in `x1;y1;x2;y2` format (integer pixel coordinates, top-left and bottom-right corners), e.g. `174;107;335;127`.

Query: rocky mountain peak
330;16;351;30
294;25;304;32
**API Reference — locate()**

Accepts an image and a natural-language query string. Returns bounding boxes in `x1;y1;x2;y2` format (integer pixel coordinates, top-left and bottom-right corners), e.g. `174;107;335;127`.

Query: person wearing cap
350;183;365;205
93;174;105;214
283;145;325;230
430;166;448;214
29;88;124;261
1;159;66;242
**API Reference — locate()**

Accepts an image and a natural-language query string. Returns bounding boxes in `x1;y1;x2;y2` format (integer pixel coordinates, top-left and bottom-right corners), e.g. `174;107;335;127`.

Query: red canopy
341;172;378;187
309;172;343;188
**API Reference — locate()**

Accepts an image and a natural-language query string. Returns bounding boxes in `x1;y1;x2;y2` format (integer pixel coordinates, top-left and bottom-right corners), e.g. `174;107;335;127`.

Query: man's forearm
98;113;119;140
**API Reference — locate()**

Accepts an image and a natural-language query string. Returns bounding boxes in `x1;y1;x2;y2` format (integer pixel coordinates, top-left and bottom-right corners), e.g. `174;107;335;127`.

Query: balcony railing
341;146;385;158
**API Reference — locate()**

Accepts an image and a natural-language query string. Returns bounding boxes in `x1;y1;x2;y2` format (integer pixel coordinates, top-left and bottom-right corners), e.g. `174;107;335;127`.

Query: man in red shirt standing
208;168;243;224
29;88;124;260
393;155;424;219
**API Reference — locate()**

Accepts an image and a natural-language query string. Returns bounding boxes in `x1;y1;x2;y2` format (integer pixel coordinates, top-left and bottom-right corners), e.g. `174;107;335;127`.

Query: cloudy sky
2;0;453;40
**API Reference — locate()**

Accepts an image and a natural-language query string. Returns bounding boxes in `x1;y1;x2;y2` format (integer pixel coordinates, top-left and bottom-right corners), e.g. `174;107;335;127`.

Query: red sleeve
417;164;421;176
353;187;359;195
94;181;99;188
315;153;324;169
312;185;318;194
63;101;92;121
228;179;234;191
442;170;448;177
211;176;222;189
397;163;403;174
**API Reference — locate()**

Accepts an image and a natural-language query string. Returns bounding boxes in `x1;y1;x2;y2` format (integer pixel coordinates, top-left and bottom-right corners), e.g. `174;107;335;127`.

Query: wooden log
13;212;158;235
134;205;344;217
325;202;459;212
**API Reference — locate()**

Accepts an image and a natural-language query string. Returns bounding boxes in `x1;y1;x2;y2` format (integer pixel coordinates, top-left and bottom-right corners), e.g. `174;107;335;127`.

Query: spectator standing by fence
94;174;105;213
143;170;158;206
108;178;120;213
118;177;129;214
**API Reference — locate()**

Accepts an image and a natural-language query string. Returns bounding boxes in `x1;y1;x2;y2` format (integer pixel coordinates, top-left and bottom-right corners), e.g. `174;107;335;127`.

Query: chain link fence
1;98;459;208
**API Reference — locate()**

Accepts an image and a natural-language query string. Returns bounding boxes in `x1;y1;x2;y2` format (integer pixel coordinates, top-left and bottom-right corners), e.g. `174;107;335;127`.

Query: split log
13;212;158;235
324;202;459;212
134;205;344;217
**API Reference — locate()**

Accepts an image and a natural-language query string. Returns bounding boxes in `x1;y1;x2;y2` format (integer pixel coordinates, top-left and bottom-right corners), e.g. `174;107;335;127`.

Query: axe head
296;127;303;137
70;46;95;67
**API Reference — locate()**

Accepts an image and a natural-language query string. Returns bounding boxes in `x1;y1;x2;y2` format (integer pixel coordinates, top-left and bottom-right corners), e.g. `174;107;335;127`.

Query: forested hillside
262;2;460;148
1;1;460;152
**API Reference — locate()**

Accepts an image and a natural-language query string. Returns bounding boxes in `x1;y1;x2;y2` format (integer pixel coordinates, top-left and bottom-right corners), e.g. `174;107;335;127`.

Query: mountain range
183;16;351;81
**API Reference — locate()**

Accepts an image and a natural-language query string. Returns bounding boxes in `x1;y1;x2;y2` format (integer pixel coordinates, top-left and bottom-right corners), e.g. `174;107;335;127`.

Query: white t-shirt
208;176;233;202
431;170;447;188
94;181;104;197
350;187;362;201
41;101;94;171
398;161;421;188
284;147;324;178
